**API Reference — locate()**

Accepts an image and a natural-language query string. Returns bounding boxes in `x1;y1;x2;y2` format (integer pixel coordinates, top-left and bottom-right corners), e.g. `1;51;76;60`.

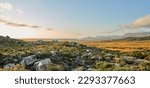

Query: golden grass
21;38;150;52
78;40;150;52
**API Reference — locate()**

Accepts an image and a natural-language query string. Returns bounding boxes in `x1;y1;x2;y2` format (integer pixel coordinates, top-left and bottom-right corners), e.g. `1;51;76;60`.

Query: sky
0;0;150;39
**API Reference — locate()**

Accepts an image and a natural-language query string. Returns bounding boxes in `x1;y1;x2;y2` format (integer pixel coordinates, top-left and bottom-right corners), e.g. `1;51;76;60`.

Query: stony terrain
0;36;150;71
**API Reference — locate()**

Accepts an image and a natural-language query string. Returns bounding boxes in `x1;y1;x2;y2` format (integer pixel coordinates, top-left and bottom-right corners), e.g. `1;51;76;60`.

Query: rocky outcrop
0;36;10;41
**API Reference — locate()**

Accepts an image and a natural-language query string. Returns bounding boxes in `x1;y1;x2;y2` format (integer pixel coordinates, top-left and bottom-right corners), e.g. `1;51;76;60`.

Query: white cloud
121;14;150;29
16;9;24;14
0;2;24;14
0;2;12;10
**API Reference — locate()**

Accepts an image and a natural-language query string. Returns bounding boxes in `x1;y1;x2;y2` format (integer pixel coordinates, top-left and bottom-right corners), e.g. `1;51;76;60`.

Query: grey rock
91;56;97;59
86;65;91;68
86;68;96;71
121;56;136;60
73;66;84;71
3;63;15;69
13;59;18;63
134;59;149;63
120;56;136;64
34;58;52;71
50;51;57;57
20;55;37;66
86;49;92;52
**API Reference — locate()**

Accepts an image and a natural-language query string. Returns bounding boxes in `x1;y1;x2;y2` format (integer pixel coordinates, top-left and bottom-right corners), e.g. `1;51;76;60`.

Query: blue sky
0;0;150;38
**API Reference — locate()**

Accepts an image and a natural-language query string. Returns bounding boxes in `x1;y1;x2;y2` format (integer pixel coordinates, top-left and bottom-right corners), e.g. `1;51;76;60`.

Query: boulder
34;58;52;71
120;56;136;64
86;68;96;71
73;66;84;71
3;63;15;69
134;59;149;64
13;59;18;63
86;49;92;52
50;51;57;57
121;56;136;60
20;55;37;66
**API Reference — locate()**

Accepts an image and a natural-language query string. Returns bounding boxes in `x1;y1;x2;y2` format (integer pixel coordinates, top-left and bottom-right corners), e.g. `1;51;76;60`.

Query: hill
118;36;150;41
81;32;150;41
123;32;150;38
0;36;26;46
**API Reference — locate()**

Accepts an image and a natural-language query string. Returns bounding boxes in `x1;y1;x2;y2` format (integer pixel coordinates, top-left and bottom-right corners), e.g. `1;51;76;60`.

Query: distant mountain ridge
82;32;150;40
122;32;150;38
82;35;122;40
119;36;150;41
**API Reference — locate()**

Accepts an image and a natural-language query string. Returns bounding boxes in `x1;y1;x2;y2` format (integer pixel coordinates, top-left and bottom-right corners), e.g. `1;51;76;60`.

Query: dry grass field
79;40;150;52
22;39;150;52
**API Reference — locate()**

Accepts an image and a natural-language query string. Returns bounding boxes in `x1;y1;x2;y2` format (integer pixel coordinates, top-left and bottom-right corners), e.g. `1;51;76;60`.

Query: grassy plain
78;40;150;52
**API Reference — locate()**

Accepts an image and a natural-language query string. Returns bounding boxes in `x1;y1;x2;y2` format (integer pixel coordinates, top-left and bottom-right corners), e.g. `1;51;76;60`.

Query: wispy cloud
0;19;52;30
16;9;24;14
120;14;150;29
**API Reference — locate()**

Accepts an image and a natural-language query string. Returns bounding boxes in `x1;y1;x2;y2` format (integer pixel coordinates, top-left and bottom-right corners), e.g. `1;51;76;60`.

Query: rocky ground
0;36;150;71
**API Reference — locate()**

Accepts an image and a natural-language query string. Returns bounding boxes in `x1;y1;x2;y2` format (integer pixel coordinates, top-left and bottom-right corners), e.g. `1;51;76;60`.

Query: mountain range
81;32;150;40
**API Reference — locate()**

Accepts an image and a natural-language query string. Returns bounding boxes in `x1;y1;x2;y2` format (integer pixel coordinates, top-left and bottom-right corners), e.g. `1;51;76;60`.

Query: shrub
48;64;64;71
95;61;115;71
144;55;150;61
0;64;27;71
128;51;147;59
137;62;150;71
